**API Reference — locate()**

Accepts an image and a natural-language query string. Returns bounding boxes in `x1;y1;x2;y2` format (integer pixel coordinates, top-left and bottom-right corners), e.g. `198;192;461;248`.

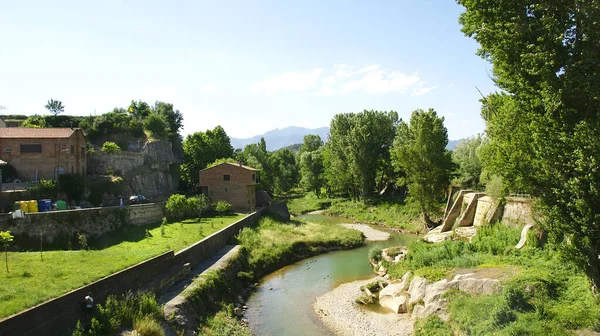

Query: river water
245;214;418;336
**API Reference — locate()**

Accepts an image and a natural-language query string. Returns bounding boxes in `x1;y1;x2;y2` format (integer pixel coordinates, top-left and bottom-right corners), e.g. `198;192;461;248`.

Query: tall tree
181;126;233;188
238;138;274;192
391;109;453;228
459;0;600;286
45;99;64;116
326;110;398;200
271;149;299;194
452;134;484;187
297;134;323;160
300;150;325;196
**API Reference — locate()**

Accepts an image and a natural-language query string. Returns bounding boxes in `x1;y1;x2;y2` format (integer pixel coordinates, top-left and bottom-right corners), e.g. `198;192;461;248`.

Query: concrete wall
0;203;285;336
473;196;494;226
0;203;165;246
503;197;534;226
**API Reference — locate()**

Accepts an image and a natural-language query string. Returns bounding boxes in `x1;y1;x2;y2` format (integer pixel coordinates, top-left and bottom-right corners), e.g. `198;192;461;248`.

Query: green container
56;200;68;211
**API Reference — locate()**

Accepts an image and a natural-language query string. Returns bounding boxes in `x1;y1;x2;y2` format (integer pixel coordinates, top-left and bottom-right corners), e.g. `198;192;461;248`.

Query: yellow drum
28;200;38;213
19;201;29;213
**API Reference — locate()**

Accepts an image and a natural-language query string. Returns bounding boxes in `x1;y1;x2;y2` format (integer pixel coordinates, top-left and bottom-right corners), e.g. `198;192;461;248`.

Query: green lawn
0;214;246;318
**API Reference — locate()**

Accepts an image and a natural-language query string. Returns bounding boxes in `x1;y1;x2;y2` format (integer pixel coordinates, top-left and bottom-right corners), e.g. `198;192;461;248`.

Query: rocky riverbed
340;224;391;241
313;277;414;336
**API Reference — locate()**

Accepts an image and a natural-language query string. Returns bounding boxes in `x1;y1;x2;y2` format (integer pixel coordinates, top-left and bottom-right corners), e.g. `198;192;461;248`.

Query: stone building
0;128;87;181
199;162;260;211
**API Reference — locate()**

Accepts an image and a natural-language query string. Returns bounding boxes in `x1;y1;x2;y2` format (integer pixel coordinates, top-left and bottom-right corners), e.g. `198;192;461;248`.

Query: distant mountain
447;139;463;151
230;126;329;151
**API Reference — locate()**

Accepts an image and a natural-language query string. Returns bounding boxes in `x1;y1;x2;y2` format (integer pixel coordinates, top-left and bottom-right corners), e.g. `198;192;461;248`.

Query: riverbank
340;223;390;241
314;277;414;336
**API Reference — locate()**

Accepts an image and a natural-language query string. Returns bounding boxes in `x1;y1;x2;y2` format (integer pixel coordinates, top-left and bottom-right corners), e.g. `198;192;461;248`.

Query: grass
324;197;425;233
279;190;334;215
386;222;600;334
0;214;245;318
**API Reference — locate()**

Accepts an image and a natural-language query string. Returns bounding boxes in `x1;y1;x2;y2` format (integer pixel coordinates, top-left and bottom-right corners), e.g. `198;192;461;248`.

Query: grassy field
0;214;245;318
390;223;600;335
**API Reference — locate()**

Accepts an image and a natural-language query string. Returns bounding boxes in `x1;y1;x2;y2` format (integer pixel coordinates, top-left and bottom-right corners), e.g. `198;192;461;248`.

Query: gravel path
340;224;391;241
313;277;414;336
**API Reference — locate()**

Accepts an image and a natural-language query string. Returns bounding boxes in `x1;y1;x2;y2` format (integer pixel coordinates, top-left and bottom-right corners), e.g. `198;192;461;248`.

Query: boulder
380;294;409;313
408;276;428;305
457;278;500;295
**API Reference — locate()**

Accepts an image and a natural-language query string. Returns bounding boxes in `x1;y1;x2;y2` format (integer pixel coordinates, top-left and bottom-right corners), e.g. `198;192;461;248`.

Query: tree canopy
452;134;484;187
181;126;234;188
459;0;600;286
44;99;64;116
390;109;453;228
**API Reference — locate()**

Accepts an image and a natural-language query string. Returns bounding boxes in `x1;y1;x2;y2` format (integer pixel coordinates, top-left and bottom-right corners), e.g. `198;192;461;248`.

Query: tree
101;142;121;175
143;113;170;139
181;126;234;188
45;99;64;116
0;231;14;273
325;110;398;200
238;138;274;192
458;0;600;286
296;134;323;162
128;100;152;119
271;148;299;194
300;150;324;196
452;134;484;186
390;109;453;228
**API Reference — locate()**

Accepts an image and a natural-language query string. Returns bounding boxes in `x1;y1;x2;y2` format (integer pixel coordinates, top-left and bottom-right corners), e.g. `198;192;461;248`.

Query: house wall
200;164;258;210
0;131;86;180
0;203;286;336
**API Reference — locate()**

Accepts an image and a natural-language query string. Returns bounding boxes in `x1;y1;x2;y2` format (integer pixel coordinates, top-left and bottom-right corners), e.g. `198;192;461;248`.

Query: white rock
408;276;428;305
380;294;409;314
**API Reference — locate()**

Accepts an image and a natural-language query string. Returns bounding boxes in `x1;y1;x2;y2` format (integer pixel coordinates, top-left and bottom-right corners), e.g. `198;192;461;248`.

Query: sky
0;0;497;140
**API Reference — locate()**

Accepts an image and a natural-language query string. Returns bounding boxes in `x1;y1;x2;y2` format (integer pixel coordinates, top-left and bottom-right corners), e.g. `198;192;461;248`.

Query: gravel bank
340;224;391;241
313;277;414;336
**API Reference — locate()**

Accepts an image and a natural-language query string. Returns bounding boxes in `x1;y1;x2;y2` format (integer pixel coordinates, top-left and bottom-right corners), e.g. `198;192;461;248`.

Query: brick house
0;128;87;181
199;162;260;211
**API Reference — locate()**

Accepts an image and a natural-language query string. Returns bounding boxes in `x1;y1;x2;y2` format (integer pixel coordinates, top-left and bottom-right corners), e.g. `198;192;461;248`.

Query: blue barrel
39;199;52;212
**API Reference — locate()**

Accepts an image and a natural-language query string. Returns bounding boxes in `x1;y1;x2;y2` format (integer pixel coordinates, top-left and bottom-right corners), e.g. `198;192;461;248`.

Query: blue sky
0;0;496;140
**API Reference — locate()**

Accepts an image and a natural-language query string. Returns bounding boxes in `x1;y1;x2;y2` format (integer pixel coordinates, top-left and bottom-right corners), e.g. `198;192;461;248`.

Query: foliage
390;108;453;228
45;98;64;116
166;194;209;220
212;200;232;214
201;305;251;336
101;141;121;155
28;179;58;199
271;148;298;194
72;292;163;336
1;231;14;273
459;0;600;288
325;110;399;200
299;150;324;196
281;190;333;215
368;247;382;263
296;134;323;161
414;315;454;336
87;177;124;206
181;126;233;188
143;113;169;139
58;173;85;204
206;157;237;169
237;138;274;192
452;134;484;186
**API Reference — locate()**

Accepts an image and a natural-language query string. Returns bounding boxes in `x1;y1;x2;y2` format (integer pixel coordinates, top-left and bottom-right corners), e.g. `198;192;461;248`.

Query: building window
4;147;10;153
252;173;256;182
70;145;74;155
223;174;231;181
224;187;228;192
20;144;42;153
54;166;65;179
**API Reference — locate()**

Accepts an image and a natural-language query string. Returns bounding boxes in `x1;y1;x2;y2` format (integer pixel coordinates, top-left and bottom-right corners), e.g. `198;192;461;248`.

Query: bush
28;179;58;199
213;200;232;214
0;164;17;182
166;194;187;220
133;316;164;336
59;173;85;204
414;315;454;336
143;113;169;139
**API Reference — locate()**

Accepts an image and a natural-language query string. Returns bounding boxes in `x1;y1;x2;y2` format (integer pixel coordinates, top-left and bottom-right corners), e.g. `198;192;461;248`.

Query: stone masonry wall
0;203;284;336
0;203;165;246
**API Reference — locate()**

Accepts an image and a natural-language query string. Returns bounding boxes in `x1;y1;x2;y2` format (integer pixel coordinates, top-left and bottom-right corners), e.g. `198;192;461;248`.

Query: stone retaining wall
0;203;165;246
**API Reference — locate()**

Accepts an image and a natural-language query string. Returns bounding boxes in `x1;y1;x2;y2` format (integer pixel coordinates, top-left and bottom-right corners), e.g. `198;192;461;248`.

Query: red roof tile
0;128;79;139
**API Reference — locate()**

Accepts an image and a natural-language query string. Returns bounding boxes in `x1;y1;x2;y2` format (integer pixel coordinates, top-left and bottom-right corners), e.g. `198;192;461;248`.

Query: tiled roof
0;128;78;139
200;162;261;172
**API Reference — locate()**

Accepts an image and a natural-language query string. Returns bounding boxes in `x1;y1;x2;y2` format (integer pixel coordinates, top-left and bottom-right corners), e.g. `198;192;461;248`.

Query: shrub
414;315;454;336
28;179;58;199
213;200;232;214
101;141;121;154
165;194;188;220
143;113;169;139
0;164;17;182
133;316;164;336
368;247;382;263
59;173;85;204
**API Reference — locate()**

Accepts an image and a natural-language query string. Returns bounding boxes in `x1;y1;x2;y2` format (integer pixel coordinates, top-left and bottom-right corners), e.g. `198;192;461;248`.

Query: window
70;145;74;155
20;144;42;153
224;187;228;192
252;173;256;182
223;174;231;181
4;147;10;153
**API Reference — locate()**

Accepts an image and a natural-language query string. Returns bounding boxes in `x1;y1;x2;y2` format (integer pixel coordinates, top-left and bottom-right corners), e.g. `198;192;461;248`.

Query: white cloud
411;85;437;96
448;112;455;117
339;69;421;95
199;84;217;94
315;86;335;96
251;68;323;95
322;76;336;86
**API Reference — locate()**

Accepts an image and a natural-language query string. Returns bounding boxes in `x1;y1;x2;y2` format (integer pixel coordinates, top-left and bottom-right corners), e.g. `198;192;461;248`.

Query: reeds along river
245;214;418;336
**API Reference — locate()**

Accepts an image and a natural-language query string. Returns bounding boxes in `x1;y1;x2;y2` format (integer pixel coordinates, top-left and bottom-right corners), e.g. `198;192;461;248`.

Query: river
245;214;418;336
